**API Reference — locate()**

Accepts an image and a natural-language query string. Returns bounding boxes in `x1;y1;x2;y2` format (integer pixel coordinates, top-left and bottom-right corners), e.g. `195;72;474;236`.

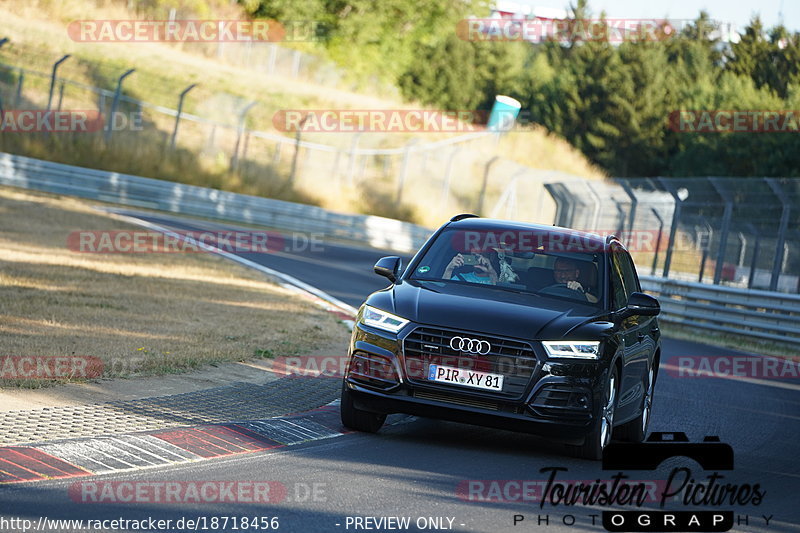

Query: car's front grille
413;390;499;411
403;327;539;399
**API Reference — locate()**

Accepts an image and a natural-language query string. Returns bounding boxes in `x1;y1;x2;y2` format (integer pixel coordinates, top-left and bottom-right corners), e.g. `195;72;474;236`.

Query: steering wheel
537;283;580;298
538;283;569;291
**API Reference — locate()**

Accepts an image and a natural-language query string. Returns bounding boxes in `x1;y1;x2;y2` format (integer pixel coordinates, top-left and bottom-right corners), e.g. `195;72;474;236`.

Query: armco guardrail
640;275;800;347
0;152;432;253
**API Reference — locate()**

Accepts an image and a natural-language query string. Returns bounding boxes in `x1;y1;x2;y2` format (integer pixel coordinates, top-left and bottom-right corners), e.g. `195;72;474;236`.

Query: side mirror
374;256;402;283
619;292;660;319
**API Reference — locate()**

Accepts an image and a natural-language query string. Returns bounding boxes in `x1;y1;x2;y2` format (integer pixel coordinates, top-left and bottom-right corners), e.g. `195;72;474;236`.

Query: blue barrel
487;95;521;132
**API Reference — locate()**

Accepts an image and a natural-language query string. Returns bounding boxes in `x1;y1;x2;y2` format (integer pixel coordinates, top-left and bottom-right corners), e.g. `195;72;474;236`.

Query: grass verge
0;186;350;387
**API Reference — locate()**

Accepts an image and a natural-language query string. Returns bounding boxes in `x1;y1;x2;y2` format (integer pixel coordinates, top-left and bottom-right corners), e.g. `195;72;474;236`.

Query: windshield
409;227;606;307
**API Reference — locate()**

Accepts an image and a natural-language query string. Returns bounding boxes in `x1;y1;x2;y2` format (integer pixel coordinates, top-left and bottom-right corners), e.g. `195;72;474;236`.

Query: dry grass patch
0;187;350;387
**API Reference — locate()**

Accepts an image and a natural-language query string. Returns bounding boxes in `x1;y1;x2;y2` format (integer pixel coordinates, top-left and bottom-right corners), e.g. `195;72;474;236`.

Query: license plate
427;364;504;391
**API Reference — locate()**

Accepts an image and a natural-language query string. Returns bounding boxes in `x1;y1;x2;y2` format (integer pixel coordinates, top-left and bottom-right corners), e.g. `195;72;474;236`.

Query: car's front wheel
340;382;386;433
616;363;657;442
572;366;618;460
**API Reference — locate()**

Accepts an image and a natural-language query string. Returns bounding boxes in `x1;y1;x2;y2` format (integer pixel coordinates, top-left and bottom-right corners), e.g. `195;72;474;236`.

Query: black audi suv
340;215;661;460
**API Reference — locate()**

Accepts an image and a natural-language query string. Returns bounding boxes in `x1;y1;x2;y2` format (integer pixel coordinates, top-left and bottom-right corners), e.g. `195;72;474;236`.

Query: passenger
444;251;499;285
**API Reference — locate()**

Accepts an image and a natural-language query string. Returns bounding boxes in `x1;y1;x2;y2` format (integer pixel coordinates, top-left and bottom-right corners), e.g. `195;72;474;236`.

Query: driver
553;257;598;303
444;251;499;285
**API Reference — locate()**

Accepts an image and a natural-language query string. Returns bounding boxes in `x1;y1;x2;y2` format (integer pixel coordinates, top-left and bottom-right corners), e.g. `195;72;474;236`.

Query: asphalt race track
1;211;798;533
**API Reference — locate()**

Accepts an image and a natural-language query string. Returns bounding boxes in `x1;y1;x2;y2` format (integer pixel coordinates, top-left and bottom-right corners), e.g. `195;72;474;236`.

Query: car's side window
619;250;641;297
609;248;627;310
610;244;641;311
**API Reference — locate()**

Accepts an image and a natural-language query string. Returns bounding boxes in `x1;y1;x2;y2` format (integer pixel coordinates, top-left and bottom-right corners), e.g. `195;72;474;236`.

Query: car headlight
361;305;409;333
542;341;600;359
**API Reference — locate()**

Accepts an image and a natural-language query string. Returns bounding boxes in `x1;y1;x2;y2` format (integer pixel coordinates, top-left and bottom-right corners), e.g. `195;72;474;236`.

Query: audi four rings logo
449;336;491;355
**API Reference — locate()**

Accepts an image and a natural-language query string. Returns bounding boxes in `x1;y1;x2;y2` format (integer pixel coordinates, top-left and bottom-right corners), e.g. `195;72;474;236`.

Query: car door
622;248;659;375
610;243;650;421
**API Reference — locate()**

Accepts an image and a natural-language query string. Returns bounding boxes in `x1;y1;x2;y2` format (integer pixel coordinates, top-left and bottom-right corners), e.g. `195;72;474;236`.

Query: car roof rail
450;213;480;222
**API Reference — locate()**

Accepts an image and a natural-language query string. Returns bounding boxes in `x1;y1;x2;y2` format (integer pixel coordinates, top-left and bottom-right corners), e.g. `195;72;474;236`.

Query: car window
610;244;639;309
619;249;641;296
409;227;605;306
609;249;628;310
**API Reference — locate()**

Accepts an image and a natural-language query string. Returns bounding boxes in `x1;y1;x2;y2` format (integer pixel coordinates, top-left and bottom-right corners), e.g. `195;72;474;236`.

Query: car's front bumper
344;322;610;445
345;380;592;445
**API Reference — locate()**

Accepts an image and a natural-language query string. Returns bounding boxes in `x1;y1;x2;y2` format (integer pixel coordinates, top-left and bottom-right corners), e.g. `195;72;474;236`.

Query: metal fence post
614;201;626;236
291;50;301;78
47;55;70;111
490;169;525;219
170;83;197;149
585;181;602;231
272;143;281;165
618;180;638;247
357;153;368;182
697;219;713;282
245;40;253;65
657;177;684;279
106;69;135;142
0;38;7;122
650;207;664;276
0;38;6;122
709;178;733;284
440;147;461;211
544;183;578;228
476;156;500;215
0;37;8;119
382;154;390;178
230;101;257;172
766;178;790;291
56;82;65;111
736;232;747;267
396;139;418;204
346;132;362;186
288;114;308;185
14;72;23;107
745;223;761;289
267;44;277;74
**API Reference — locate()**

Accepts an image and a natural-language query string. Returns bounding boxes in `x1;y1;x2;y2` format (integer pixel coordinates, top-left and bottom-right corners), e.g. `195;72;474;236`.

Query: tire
340;382;386;433
572;366;619;461
616;363;657;443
